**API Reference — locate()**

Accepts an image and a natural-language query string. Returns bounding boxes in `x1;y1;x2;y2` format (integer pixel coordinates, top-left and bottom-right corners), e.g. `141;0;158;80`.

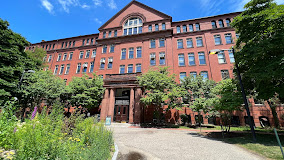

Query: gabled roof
98;0;171;30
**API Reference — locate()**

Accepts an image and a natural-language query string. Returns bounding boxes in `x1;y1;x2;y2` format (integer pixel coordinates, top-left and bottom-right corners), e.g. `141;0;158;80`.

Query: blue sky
0;0;283;43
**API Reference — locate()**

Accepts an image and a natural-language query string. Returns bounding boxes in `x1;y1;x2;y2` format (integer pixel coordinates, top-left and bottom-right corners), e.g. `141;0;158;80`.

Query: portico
100;73;143;124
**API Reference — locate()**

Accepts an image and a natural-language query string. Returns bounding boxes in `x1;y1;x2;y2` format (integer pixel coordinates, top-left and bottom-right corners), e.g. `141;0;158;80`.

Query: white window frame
159;38;165;47
150;53;156;66
196;37;203;47
136;47;142;58
57;54;62;61
123;17;143;35
85;50;90;58
92;49;96;58
128;48;134;59
159;52;166;65
59;64;64;75
65;64;70;75
136;63;142;73
68;52;73;60
214;35;222;45
108;57;113;69
218;51;226;64
120;65;125;74
79;51;84;59
128;64;134;73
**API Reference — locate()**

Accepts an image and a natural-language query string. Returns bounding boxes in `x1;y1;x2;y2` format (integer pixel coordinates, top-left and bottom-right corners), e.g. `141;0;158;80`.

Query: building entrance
114;88;130;122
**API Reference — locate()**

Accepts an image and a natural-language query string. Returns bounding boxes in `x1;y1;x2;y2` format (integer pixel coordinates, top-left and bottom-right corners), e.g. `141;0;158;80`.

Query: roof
98;0;172;30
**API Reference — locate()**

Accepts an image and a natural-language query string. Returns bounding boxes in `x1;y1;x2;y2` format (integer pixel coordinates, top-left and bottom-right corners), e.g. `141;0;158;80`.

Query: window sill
85;57;89;59
178;65;186;67
109;52;114;53
177;48;184;49
197;46;204;48
189;64;196;66
107;68;113;70
199;64;207;66
215;44;223;46
149;47;156;49
218;63;227;65
187;47;194;49
99;68;104;70
159;46;165;48
136;57;142;59
159;64;166;66
226;43;234;45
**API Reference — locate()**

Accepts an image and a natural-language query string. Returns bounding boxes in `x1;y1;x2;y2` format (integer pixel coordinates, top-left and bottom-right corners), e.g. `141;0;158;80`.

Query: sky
0;0;283;44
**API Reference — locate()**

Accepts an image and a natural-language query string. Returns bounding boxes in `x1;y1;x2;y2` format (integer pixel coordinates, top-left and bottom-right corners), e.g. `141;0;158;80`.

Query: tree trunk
267;100;280;128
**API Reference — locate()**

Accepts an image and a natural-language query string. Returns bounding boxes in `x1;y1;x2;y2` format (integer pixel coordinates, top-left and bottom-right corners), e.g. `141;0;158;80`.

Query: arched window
211;21;217;29
177;25;181;33
218;19;224;28
226;18;231;27
123;17;143;35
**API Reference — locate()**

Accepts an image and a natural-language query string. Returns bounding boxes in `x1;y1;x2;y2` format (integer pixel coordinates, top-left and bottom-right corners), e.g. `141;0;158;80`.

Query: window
211;21;217;29
189;24;194;32
76;63;81;73
226;18;231;27
110;44;115;53
129;48;134;59
120;65;125;74
218;51;226;64
54;65;59;75
82;39;85;46
195;23;200;31
52;44;55;49
108;57;113;69
159;52;166;65
178;54;185;66
150;53;156;66
123;17;143;35
124;29;127;35
100;58;105;69
46;45;48;50
198;52;206;65
49;44;51;50
196;37;203;47
177;26;181;33
92;49;96;58
228;50;235;63
221;70;230;80
159;38;165;47
128;64;133;73
182;25;187;32
102;45;107;53
180;72;186;82
86;39;90;45
236;33;240;39
73;41;76;47
62;53;67;61
200;71;208;80
68;41;71;47
214;35;222;45
59;64;64;75
65;64;70;74
57;54;62;61
79;51;84;59
177;39;183;49
43;56;47;62
148;25;152;32
103;32;106;38
85;50;90;58
89;62;94;73
114;30;117;37
48;55;52;62
61;42;64;48
155;24;159;31
136;47;142;58
190;72;197;78
69;52;73;60
99;75;103;79
108;31;112;38
186;38;193;48
83;63;88;73
136;64;141;72
188;53;195;66
225;33;233;44
121;48;126;60
150;39;156;48
91;38;94;45
162;23;166;30
218;20;224;28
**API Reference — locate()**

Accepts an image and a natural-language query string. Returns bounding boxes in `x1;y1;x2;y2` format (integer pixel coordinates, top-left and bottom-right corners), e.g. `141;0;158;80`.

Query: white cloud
81;4;90;9
57;0;80;13
275;0;284;4
199;0;225;16
107;0;117;10
94;18;102;24
41;0;54;13
93;0;102;6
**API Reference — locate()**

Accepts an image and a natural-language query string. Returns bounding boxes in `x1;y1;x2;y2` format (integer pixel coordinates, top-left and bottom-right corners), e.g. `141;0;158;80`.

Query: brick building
27;0;284;127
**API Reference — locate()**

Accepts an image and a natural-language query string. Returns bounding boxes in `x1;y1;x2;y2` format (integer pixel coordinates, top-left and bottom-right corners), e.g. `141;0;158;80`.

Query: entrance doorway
114;88;130;122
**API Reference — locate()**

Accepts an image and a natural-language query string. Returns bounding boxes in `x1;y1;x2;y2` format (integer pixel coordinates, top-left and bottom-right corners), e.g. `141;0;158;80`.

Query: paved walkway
108;123;264;160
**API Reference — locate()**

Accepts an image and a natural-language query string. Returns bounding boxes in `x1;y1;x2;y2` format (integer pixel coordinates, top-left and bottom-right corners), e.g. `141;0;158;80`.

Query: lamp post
209;48;256;142
18;69;35;121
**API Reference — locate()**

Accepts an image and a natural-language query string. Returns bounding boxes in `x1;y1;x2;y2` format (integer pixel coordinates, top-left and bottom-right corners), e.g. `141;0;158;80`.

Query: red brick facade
27;0;283;127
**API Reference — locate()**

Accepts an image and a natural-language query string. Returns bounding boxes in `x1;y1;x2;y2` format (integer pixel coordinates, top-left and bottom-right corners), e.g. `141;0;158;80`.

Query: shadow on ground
117;151;146;160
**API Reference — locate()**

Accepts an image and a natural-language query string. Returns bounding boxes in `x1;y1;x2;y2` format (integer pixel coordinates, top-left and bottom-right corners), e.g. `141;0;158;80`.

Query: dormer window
123;17;143;35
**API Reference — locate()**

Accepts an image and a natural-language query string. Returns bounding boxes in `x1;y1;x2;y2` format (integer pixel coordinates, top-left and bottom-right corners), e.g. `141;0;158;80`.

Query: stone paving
108;123;265;160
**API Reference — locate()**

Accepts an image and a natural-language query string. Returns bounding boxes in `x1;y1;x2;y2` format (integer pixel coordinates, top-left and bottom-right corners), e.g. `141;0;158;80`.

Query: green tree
67;74;105;109
212;79;243;132
0;18;45;105
137;67;186;122
231;0;284;128
181;75;216;129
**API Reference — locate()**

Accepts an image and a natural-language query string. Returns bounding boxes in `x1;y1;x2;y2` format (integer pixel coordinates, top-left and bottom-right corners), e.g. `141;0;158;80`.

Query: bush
0;105;113;160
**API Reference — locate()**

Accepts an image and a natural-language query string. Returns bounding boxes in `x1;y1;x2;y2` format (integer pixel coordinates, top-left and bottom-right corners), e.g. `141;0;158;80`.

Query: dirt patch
201;131;246;139
118;151;146;160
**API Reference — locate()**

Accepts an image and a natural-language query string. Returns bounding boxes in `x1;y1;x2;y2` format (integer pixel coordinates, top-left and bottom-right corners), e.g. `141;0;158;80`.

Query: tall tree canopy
232;0;284;127
0;18;45;105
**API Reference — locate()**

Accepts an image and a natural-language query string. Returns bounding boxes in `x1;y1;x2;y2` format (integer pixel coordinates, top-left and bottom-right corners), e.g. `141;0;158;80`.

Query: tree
211;79;243;132
231;0;284;128
67;74;105;109
181;75;216;129
0;18;45;105
137;67;186;122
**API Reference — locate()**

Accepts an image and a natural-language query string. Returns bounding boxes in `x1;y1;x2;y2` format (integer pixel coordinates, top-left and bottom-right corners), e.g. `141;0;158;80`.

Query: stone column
129;87;135;123
108;88;116;121
100;89;109;121
134;88;142;124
